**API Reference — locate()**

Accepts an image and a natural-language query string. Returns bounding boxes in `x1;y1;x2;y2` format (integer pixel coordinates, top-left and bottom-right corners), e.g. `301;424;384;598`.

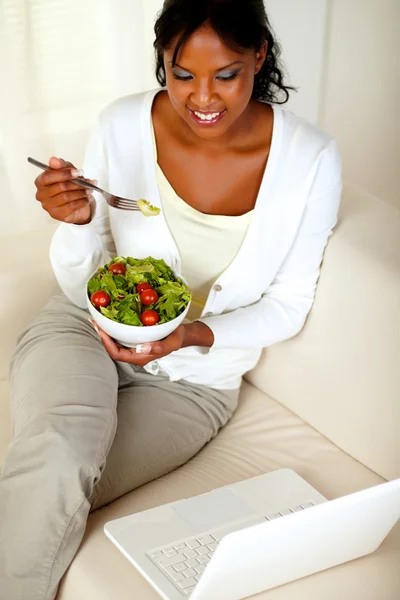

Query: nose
190;78;217;110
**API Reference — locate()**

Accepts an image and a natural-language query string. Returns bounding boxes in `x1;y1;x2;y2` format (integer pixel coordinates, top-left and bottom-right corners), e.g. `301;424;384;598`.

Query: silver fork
28;157;139;211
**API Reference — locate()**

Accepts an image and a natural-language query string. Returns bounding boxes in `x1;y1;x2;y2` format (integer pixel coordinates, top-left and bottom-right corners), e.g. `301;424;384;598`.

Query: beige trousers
0;292;239;600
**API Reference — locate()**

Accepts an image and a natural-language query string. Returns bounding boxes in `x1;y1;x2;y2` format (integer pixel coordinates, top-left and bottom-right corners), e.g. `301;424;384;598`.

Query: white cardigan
50;89;342;389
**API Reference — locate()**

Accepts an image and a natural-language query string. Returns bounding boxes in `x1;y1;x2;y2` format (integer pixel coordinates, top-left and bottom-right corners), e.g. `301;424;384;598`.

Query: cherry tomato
140;310;160;326
108;262;126;275
136;282;152;293
91;290;111;308
140;289;159;306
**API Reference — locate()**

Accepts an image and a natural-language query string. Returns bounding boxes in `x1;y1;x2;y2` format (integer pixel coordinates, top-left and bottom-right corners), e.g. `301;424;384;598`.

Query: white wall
267;0;400;211
320;0;400;210
265;0;328;124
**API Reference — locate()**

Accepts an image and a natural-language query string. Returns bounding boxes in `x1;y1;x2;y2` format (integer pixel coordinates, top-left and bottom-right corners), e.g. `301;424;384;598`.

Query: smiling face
163;23;266;139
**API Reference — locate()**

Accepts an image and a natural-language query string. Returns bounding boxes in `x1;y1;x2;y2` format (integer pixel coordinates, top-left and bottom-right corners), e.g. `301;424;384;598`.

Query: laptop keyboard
147;500;315;596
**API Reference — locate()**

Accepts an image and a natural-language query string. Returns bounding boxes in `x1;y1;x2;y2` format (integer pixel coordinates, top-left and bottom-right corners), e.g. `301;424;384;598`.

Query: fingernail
136;343;152;354
71;168;84;177
89;319;100;334
86;189;92;196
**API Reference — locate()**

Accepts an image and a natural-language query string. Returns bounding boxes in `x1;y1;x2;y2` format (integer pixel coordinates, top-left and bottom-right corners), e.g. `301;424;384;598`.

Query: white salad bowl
86;270;191;348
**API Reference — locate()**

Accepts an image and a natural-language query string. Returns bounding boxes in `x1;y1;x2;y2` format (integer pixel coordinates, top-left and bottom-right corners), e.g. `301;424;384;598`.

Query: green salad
88;256;191;326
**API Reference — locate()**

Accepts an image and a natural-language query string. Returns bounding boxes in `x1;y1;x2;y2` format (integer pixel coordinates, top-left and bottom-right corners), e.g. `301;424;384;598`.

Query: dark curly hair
153;0;294;104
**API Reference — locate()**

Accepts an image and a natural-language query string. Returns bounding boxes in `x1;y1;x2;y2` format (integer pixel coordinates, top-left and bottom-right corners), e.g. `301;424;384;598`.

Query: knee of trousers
11;311;97;361
4;413;112;499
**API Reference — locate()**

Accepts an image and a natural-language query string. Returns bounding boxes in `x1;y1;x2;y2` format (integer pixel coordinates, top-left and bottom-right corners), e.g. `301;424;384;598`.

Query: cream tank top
151;123;253;321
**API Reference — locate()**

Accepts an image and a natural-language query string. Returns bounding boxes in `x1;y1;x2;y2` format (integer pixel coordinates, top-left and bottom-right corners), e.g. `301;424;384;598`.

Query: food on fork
137;199;161;217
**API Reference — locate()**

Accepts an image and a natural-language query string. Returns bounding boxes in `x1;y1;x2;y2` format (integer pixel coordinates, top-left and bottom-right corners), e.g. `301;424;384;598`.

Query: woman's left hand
91;320;214;366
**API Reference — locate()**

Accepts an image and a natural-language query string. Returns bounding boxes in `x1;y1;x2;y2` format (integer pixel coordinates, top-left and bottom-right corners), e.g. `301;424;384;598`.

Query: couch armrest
246;187;400;480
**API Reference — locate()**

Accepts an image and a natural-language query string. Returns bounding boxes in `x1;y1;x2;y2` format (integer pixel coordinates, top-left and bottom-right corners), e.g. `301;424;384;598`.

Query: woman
0;0;342;598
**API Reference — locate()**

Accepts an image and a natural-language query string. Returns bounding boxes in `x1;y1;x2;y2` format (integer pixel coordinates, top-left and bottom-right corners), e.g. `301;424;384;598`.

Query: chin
191;127;229;139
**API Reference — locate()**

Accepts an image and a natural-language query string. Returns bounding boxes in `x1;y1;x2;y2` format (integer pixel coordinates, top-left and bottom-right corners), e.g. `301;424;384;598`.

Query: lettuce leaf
99;305;119;321
137;199;160;217
119;308;142;326
87;276;102;296
155;281;191;322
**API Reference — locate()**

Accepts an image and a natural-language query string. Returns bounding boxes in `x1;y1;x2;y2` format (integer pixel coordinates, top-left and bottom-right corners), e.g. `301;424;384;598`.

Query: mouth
187;107;227;127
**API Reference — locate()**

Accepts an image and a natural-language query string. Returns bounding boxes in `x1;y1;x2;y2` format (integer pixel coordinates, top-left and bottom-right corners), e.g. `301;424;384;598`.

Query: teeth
194;111;221;121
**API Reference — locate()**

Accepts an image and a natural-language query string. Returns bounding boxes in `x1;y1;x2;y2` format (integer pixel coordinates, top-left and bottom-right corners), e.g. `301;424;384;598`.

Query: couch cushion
0;225;57;460
247;188;400;481
57;382;399;600
0;225;57;382
0;381;11;461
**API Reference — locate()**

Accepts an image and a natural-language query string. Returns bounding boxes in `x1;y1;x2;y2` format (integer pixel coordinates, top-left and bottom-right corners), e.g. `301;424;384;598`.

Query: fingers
136;341;164;355
91;323;136;362
49;199;93;222
44;188;92;207
34;156;96;224
49;157;74;169
136;328;182;356
36;166;82;187
90;321;181;366
44;178;97;201
43;180;91;198
34;157;83;188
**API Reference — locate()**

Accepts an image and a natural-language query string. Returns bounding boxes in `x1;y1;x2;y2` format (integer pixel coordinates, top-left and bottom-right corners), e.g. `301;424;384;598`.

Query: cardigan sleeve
198;141;342;350
49;116;116;308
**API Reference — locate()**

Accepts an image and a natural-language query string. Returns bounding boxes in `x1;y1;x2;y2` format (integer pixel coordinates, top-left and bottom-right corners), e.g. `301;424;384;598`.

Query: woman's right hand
34;156;95;225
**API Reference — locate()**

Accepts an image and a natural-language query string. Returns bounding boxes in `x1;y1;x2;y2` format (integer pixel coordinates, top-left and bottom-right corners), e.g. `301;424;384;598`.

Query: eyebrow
171;61;244;73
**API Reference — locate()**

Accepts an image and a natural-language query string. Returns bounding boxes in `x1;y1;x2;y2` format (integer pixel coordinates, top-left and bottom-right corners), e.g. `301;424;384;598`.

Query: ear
255;42;267;75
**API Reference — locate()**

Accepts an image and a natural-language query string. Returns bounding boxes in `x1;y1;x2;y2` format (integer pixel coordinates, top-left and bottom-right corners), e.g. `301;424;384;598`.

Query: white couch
1;186;399;599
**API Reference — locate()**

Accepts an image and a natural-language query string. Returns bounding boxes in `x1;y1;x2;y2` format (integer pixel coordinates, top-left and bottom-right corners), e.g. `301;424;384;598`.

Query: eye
172;72;193;81
216;71;240;82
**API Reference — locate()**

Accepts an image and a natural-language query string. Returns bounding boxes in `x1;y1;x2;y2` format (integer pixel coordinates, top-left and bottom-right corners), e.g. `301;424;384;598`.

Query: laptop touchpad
172;487;256;530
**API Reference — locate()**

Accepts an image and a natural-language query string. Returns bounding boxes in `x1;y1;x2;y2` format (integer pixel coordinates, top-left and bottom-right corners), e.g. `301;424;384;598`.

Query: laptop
104;468;400;600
